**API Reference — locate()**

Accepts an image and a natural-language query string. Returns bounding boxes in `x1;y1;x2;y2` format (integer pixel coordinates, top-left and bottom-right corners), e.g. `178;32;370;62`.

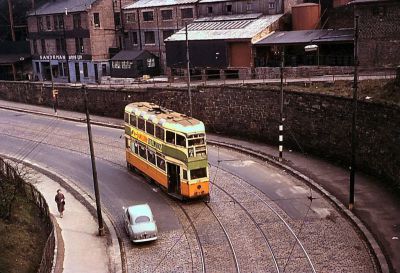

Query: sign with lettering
38;54;86;61
131;128;162;152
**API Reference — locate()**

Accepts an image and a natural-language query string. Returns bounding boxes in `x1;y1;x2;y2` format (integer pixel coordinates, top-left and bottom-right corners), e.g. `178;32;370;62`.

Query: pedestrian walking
55;189;65;218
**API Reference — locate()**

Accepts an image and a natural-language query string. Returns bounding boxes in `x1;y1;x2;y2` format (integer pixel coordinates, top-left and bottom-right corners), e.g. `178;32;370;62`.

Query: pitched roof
123;0;198;9
165;13;283;42
28;0;96;16
255;29;354;46
111;50;149;61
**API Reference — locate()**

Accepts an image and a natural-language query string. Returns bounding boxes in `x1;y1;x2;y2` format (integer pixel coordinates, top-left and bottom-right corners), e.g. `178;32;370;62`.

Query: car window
135;215;150;224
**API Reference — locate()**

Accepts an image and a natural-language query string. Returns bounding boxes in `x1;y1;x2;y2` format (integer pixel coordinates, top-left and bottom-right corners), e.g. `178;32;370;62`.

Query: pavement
0;99;399;273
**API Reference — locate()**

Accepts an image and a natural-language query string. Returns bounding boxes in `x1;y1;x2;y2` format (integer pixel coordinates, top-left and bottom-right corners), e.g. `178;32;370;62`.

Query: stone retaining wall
0;81;398;188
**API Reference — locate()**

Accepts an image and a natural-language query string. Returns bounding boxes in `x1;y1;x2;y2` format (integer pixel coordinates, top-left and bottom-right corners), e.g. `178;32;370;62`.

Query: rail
0;157;55;273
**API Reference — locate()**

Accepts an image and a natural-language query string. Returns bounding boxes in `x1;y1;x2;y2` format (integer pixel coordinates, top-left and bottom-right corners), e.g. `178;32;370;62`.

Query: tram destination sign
131;128;163;152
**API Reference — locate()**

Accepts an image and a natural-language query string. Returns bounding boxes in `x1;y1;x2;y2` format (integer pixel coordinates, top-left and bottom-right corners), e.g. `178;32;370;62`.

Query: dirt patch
0;191;50;273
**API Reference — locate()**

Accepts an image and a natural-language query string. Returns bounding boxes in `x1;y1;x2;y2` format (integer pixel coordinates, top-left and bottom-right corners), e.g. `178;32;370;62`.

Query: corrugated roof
111;50;148;61
255;29;354;45
28;0;96;16
165;13;283;42
124;0;198;9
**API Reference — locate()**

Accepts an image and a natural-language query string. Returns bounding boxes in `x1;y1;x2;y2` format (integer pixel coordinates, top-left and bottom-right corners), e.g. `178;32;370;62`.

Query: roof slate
28;0;96;16
255;29;354;45
111;50;149;61
123;0;198;9
165;13;283;42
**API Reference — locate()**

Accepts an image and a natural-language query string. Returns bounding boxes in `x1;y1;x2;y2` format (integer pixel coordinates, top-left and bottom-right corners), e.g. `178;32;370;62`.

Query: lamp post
349;15;359;211
83;85;105;236
185;22;193;117
305;44;319;66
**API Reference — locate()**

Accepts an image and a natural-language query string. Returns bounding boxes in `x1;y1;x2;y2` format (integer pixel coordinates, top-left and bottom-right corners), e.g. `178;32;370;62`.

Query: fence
0;157;55;273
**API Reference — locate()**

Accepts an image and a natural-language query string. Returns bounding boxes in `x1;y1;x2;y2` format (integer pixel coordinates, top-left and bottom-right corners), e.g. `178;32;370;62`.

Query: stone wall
0;81;398;188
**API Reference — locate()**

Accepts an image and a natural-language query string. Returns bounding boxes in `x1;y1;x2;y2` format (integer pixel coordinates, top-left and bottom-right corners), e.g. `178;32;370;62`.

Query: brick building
27;0;125;83
122;0;199;73
353;0;400;68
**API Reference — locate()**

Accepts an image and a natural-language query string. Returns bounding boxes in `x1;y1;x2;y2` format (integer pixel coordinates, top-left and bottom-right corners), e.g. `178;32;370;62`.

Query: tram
124;102;209;199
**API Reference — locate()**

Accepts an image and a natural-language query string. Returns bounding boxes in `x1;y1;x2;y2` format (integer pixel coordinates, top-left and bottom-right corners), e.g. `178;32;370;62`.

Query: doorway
42;62;51;81
167;163;180;195
94;63;99;83
75;63;80;82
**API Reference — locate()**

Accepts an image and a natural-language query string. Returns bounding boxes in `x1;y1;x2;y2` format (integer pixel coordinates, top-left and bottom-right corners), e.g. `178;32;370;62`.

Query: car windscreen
135;215;150;224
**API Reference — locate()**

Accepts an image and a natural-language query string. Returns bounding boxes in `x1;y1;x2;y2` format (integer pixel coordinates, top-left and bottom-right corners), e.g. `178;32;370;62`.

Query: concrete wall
0;81;398;188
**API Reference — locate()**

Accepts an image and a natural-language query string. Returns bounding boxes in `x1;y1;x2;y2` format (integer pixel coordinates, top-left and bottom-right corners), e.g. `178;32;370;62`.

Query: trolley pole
185;23;193;117
83;85;105;235
279;47;285;162
349;15;359;211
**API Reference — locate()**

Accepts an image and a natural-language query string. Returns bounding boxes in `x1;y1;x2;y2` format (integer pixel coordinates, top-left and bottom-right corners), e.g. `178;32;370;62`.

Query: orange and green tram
124;102;209;199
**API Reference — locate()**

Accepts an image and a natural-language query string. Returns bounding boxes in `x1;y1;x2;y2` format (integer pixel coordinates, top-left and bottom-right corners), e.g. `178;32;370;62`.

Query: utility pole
7;0;16;80
185;23;193;117
83;85;105;235
63;10;71;83
349;15;359;211
279;47;285;162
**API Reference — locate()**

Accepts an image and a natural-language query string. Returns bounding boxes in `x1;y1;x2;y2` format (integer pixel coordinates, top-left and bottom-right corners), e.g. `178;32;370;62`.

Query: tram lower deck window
190;168;207;179
148;150;156;165
156;156;165;171
139;145;147;159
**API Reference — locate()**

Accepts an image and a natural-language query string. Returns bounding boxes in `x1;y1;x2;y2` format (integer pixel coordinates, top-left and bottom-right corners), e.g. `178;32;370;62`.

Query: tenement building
27;0;123;83
122;0;199;73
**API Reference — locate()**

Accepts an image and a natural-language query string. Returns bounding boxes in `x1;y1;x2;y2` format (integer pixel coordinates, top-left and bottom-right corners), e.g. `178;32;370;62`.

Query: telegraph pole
349;15;359;211
185;23;193;117
83;85;105;235
279;47;285;162
7;0;16;80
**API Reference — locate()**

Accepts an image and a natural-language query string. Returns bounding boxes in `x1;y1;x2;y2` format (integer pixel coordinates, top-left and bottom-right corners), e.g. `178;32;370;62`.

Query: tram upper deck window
129;114;136;127
124;112;129;123
138;117;145;131
166;131;175;144
156;126;164;141
146;121;154;135
190;168;207;179
176;134;186;147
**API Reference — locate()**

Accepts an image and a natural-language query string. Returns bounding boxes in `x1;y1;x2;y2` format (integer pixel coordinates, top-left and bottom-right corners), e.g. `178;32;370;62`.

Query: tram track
207;165;316;273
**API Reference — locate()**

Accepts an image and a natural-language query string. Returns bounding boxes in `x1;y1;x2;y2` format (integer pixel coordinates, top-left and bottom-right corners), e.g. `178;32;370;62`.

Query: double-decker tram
124;102;209;199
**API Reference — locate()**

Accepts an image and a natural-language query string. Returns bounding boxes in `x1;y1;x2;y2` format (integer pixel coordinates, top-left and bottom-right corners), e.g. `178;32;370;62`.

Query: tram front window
190;168;207;179
188;138;204;147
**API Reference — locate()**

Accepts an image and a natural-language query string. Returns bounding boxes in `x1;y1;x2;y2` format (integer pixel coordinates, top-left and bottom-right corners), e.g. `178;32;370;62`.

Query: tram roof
125;102;205;134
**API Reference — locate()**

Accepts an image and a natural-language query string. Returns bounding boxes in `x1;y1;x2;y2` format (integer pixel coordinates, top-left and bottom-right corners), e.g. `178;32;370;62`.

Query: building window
55;38;65;53
147;58;155;68
246;2;252;11
207;6;213;14
41;39;46;54
35;62;40;73
83;63;88;77
114;12;121;27
268;2;275;9
73;14;81;29
143;11;154;21
54;15;64;30
226;4;232;12
33;39;38;54
102;64;107;74
46;16;51;30
162;30;174;42
125;12;135;23
131;31;138;45
181;8;193;19
144;31;155;44
93;13;100;27
161;9;173;20
75;38;84;53
37;17;44;31
58;62;67;77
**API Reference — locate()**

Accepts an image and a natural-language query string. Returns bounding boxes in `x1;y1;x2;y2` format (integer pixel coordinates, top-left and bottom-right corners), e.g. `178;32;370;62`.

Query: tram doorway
167;163;180;195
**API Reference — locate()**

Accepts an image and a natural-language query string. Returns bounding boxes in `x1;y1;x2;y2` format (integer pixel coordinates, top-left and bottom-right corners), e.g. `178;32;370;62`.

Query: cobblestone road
0;111;379;273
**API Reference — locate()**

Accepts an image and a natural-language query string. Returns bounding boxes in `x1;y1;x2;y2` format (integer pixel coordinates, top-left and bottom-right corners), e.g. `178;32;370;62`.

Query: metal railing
0;157;55;273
